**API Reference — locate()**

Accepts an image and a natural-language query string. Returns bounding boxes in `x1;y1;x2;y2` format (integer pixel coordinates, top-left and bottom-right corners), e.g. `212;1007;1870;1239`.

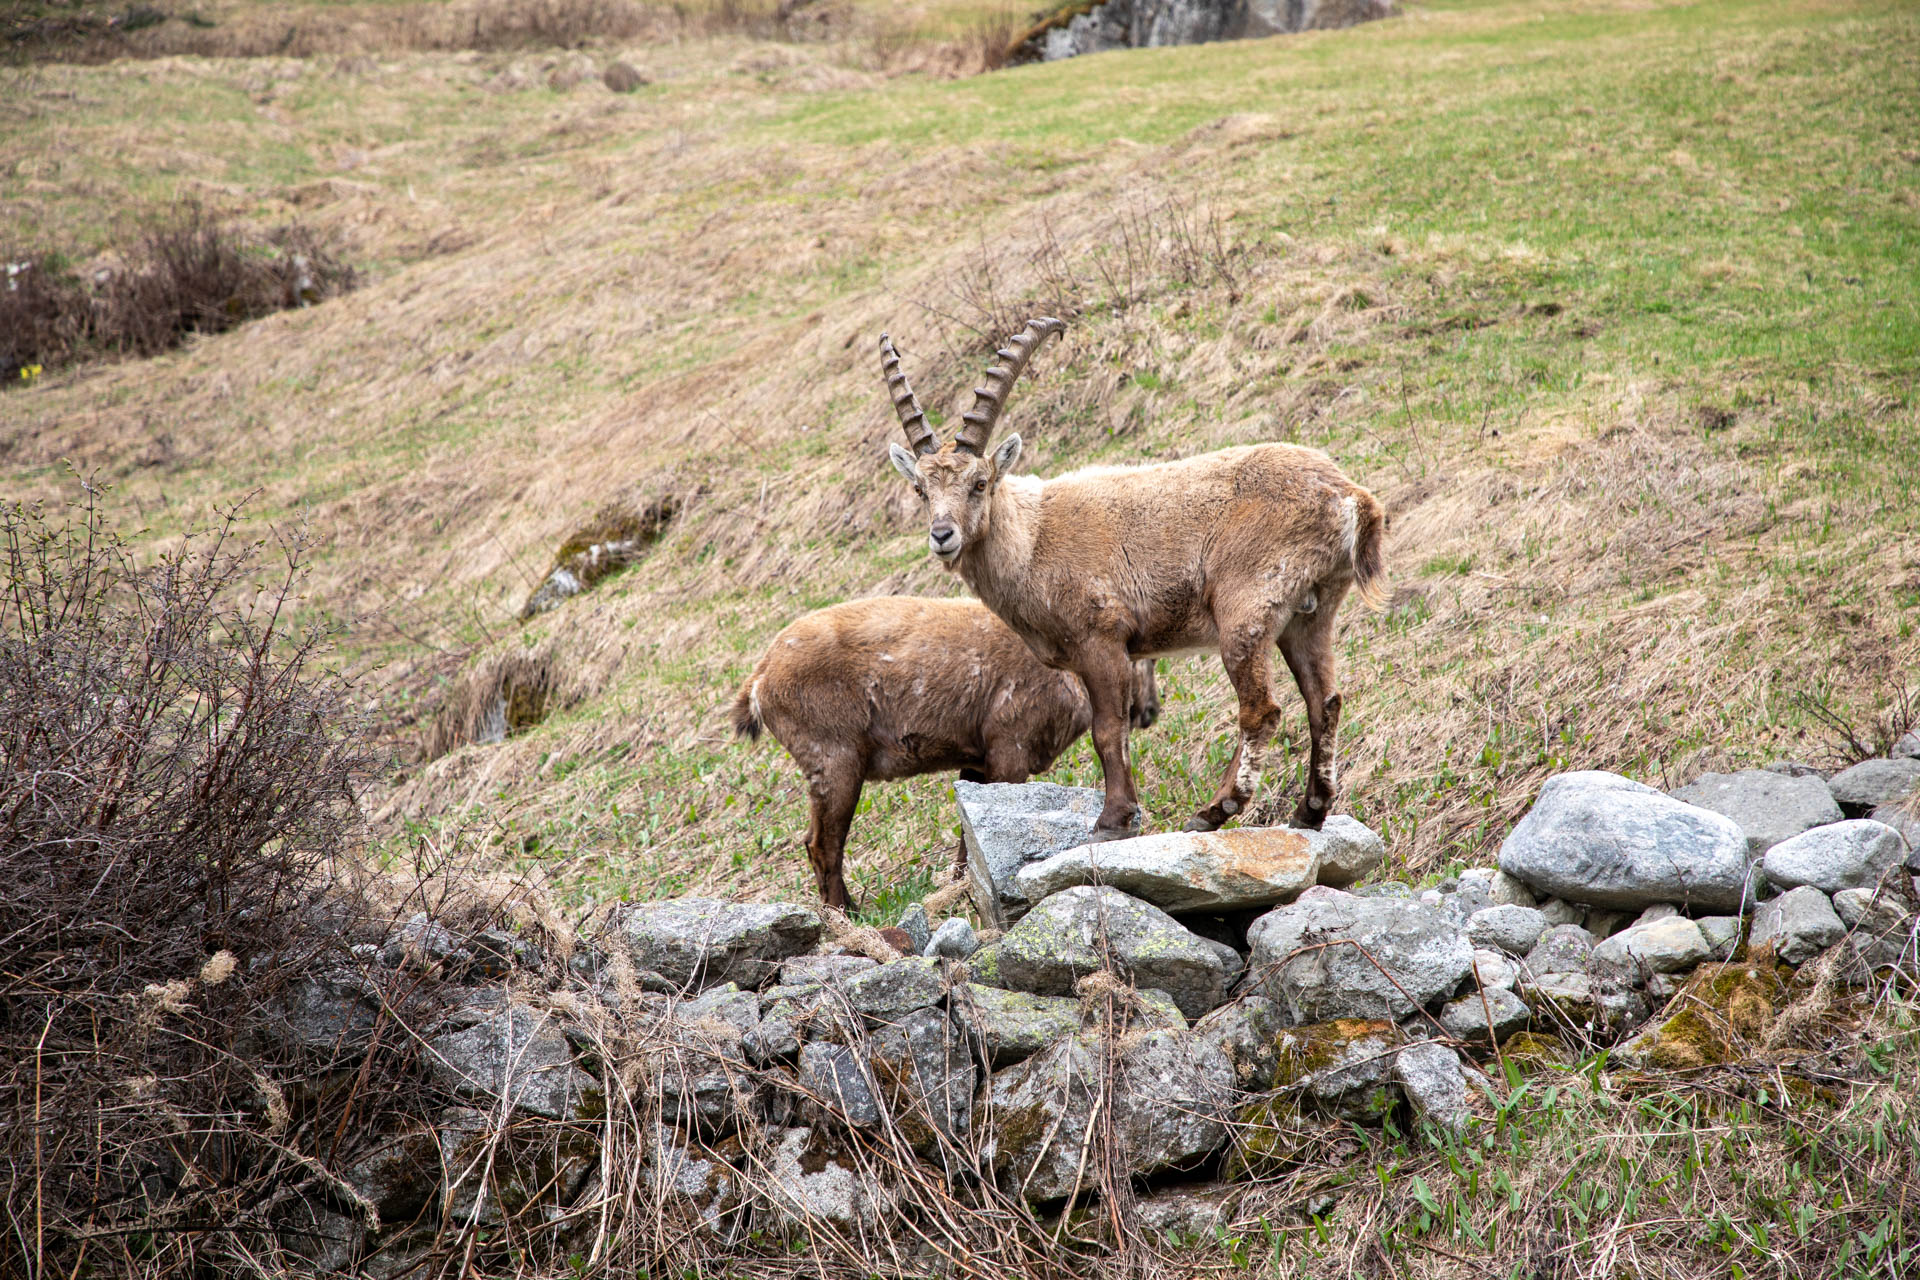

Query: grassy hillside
3;0;1917;920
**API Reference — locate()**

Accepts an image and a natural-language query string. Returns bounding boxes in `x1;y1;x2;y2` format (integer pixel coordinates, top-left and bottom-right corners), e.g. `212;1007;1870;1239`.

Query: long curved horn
879;333;939;456
952;317;1066;455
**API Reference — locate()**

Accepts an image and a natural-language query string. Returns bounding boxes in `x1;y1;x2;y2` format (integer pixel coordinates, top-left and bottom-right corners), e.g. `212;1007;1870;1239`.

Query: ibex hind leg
1186;614;1285;833
1278;587;1347;829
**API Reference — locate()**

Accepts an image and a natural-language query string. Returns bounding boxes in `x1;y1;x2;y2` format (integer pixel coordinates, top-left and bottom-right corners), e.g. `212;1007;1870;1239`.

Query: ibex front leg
1075;642;1143;841
1187;611;1284;832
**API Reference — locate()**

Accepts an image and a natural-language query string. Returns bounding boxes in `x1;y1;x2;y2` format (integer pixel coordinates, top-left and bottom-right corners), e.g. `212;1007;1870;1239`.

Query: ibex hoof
1287;806;1328;832
1181;817;1220;833
1088;823;1139;844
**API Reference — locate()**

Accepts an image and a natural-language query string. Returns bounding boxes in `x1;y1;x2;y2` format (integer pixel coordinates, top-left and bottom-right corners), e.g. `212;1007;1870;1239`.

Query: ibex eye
973;480;987;493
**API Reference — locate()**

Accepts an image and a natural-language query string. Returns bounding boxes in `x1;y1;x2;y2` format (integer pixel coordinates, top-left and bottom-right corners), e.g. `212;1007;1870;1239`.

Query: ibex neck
958;476;1041;612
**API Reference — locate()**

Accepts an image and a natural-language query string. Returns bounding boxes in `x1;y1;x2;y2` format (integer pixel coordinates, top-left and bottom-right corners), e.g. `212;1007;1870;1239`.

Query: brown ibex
731;596;1159;909
881;319;1384;842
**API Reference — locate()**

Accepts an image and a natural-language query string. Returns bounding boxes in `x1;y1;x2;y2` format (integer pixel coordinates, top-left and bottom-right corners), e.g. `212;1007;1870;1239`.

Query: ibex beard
881;318;1385;842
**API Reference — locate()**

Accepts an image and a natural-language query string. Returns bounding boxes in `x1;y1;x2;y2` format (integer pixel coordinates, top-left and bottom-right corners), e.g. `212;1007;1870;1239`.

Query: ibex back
881;319;1384;841
732;596;1159;908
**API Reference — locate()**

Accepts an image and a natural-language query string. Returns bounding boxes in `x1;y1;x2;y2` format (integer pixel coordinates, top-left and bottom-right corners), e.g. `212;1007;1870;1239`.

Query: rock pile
256;755;1917;1272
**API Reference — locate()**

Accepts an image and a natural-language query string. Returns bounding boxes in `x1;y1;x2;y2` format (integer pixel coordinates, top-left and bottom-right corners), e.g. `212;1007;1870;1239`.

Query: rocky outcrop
1024;0;1396;63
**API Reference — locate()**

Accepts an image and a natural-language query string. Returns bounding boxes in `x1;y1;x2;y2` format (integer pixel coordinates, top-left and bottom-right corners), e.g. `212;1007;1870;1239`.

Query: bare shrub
0;254;86;380
0;482;383;1277
924;195;1240;354
2;203;357;382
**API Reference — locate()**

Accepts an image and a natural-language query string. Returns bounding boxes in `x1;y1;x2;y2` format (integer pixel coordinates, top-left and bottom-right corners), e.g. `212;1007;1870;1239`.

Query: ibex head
882;318;1064;564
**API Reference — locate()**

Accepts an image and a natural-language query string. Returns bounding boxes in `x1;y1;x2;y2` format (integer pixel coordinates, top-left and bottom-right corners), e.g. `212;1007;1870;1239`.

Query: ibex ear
991;433;1023;479
888;442;923;486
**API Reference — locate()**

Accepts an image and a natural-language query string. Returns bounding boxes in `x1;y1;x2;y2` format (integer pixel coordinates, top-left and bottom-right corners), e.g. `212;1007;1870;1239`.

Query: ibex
731;596;1159;909
881;319;1384;842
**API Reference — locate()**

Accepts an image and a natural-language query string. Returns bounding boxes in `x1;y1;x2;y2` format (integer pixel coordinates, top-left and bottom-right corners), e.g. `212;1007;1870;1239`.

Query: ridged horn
879;333;939;456
952;317;1066;455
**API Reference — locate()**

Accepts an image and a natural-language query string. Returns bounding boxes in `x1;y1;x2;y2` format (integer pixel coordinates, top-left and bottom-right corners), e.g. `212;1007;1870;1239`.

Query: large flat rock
1497;771;1755;911
956;780;1108;927
1009;816;1386;912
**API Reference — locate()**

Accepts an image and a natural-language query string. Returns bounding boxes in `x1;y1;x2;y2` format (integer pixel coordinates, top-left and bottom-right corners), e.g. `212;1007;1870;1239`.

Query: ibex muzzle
879;320;1385;842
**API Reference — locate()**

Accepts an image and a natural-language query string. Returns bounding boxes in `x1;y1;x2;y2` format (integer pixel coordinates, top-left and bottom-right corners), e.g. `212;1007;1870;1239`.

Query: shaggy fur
733;596;1157;908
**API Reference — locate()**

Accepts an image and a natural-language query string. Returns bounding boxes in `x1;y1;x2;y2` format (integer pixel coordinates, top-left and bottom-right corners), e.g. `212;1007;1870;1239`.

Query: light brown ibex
881;318;1384;842
731;596;1159;909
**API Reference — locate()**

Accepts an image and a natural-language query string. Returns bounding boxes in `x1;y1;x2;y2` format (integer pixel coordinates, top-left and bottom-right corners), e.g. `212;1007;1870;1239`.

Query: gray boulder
1193;996;1289;1090
778;954;875;986
1466;904;1548;956
798;1042;880;1126
952;984;1083;1067
1537;898;1586;927
425;1005;591;1120
1523;923;1595;977
1868;803;1920;859
381;912;457;970
1393;1042;1472;1134
1842;893;1918;974
278;968;383;1054
1591;916;1711;976
612;898;823;991
1246;892;1473;1024
1751;886;1846;966
1893;731;1920;760
870;1007;974;1150
1313;816;1390;888
957;779;1107;927
1699;915;1743;960
925;917;979;960
676;983;761;1038
1832;887;1875;928
1669;769;1842;856
896;903;931;955
1438;988;1530;1044
1631;903;1680;927
844;956;946;1024
1828;758;1920;812
1273;1019;1402;1121
1471;948;1518;991
1012;822;1348;913
648;1126;743;1234
1762;820;1908;894
970;886;1226;1019
761;1127;895;1231
1497;771;1755;911
983;1029;1234;1201
1486;869;1538;908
